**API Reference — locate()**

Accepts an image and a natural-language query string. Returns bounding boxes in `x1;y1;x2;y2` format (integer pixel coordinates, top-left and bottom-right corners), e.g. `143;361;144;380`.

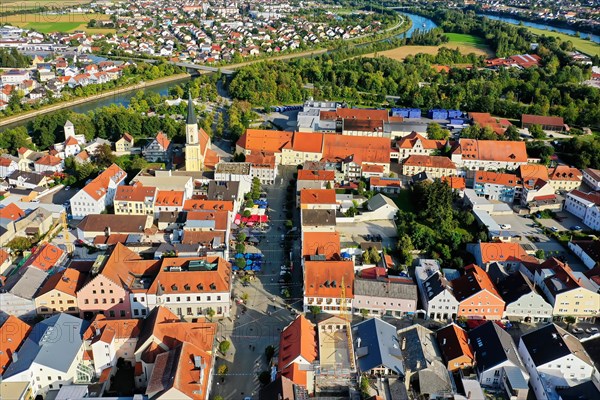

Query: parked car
500;224;511;229
551;227;559;232
572;327;584;334
570;226;582;231
585;327;599;334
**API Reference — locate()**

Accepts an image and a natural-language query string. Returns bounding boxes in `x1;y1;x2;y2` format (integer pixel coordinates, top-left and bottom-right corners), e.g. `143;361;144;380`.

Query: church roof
186;94;197;125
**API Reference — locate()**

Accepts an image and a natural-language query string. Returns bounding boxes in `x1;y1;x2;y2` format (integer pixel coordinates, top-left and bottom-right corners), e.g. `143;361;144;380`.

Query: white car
572;327;584;334
551;226;559;232
280;270;289;276
585;327;599;334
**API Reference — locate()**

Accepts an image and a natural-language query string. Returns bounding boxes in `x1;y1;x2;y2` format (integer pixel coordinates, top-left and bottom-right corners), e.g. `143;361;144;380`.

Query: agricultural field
364;33;494;62
1;0;92;11
523;26;600;57
0;13;114;34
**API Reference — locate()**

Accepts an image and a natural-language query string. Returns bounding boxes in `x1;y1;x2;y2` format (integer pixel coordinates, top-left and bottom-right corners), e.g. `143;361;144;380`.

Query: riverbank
0;73;190;126
522;26;600;57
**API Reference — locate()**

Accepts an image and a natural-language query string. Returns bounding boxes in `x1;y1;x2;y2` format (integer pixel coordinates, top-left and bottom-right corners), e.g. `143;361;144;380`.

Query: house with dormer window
69;163;127;219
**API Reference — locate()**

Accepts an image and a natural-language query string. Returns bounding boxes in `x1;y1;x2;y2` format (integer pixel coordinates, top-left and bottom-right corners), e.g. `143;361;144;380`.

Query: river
0;12;438;131
480;14;600;44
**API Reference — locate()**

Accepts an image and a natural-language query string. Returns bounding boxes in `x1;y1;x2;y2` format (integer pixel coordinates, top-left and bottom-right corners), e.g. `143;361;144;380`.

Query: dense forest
0;48;31;68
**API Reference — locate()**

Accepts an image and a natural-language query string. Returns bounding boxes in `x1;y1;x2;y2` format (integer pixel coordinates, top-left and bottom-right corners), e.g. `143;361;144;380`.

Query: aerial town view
1;0;600;399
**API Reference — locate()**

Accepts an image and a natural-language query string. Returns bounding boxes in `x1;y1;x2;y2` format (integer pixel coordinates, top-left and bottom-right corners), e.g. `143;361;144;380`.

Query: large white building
564;190;600;231
582;168;600;191
518;324;596;400
69;163;126;219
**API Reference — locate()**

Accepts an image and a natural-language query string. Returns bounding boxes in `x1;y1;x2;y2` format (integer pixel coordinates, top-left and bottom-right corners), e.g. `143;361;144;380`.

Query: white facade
415;262;459;321
582;169;600;191
250;164;277;184
70;167;126;219
34;161;63;174
303;296;353;315
583;206;600;231
568;241;599;270
503;292;552;322
0;159;18;178
70;191;107;219
518;341;595;400
563;191;595;220
89;334;137;375
146;291;231;318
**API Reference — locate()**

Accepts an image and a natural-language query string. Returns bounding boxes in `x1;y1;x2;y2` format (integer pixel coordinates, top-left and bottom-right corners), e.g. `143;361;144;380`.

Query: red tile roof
64;136;80;146
289;132;323;153
320;108;389;122
322;134;390;165
35;154;62;166
279;315;317;386
475;171;521;187
476;242;529;264
154;132;170;150
518;165;549;185
548;165;582;182
302;232;341;260
36;267;85;297
304;261;354;298
442;176;466;190
299;189;336;205
469;112;512;135
404;155;456;169
522;114;564;127
370;177;401;188
186;210;229;230
147;256;231;294
451;264;501;301
0;203;25;221
96;243;159;289
23;244;64;272
83;163;127;201
114;184;157;202
245;152;276;168
436;323;474;366
396;132;447;150
236;129;293;153
155;190;184;207
0;315;31;374
297;169;335;181
459;139;527;163
183;199;233;212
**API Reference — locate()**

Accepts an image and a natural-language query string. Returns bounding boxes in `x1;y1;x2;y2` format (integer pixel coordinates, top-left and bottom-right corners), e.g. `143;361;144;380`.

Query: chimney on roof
12;353;18;363
443;338;447;345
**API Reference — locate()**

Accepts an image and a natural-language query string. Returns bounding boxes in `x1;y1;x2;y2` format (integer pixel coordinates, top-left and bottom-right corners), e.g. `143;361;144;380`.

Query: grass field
523;26;600;57
1;0;92;11
1;12;114;34
364;33;494;61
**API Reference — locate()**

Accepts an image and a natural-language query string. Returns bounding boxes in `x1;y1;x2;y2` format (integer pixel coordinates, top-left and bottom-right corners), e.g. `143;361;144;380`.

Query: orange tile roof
122;133;134;143
548;165;582;182
436;324;474;364
290;132;323;153
23;244;64;272
297;169;335;181
451;264;502;301
442;176;466;190
476;242;529;264
155;190;184;207
84;314;142;342
279;315;317;386
97;243;160;289
186;210;229;230
35;154;62;166
75;150;89;161
83;163;127;201
362;164;384;173
236;129;293;153
404;155;456;169
64;136;80;146
302;232;341;260
0;203;25;221
304;261;354;298
245;152;276;168
469;112;512;135
459;139;527;163
114;184;157;202
0;157;16;167
0;248;9;265
323;134;390;165
0;315;32;374
154;132;170;150
183;199;233;212
299;189;336;205
475;171;520;187
518;164;549;184
148;256;231;294
522;114;564;127
396;132;446;150
320;108;389;122
369;177;401;188
36;267;85;297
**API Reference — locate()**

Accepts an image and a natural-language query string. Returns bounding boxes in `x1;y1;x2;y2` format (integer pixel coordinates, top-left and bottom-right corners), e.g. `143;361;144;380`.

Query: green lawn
523;26;600;57
445;33;486;45
24;22;82;33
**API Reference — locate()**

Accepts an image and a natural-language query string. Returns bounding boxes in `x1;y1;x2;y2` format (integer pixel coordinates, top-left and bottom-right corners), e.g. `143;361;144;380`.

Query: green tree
535;249;545;259
529;124;546;139
235;258;247;269
206;307;216;321
237;232;247;242
6;236;34;252
426;123;450;140
564;315;576;330
360;308;369;320
309;306;321;317
505;125;521;141
218;340;231;354
397;234;414;266
235;243;246;254
217;364;228;375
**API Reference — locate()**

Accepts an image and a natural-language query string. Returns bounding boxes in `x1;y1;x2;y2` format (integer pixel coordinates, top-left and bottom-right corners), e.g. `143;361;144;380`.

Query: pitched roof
352;318;404;374
442;176;466;190
245;151;276;168
475;171;521;187
76;214;151;234
289;132;323;153
0;203;25;221
304;261;354;298
35;267;86;298
370;177;402;188
35;154;62;166
469;112;511;134
64;136;80;146
0;316;32;375
96;243;159;289
155;190;185;207
568;190;600;206
186;210;229;231
121;133;134;143
2;314;88;378
302;232;341;260
323;134;391;164
147;256;231;294
0;248;9;266
571;240;600;265
436;324;474;364
183;199;234;212
451;264;502;302
114;184;157;202
299;189;336;205
583;168;600;182
2;266;47;299
522;114;564;127
548;165;582;182
82;163;127;201
396;132;446;150
475;242;529;264
459;139;527;163
181;231;225;246
404;155;456;169
468;321;524;373
495;272;537;304
22;244;64;272
236;129;293;153
354;278;417;300
521;324;592;367
321;108;389;122
279;315;317;386
154;131;171;150
301;209;336;226
297;169;335;181
84;314;142;343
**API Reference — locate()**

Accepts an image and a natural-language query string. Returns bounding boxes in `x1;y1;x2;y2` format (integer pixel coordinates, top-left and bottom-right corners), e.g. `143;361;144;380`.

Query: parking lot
337;220;398;249
38;185;76;205
536;211;586;233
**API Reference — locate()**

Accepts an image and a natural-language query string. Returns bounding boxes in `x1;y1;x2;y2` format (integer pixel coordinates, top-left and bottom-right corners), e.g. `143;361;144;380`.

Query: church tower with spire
185;94;202;171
